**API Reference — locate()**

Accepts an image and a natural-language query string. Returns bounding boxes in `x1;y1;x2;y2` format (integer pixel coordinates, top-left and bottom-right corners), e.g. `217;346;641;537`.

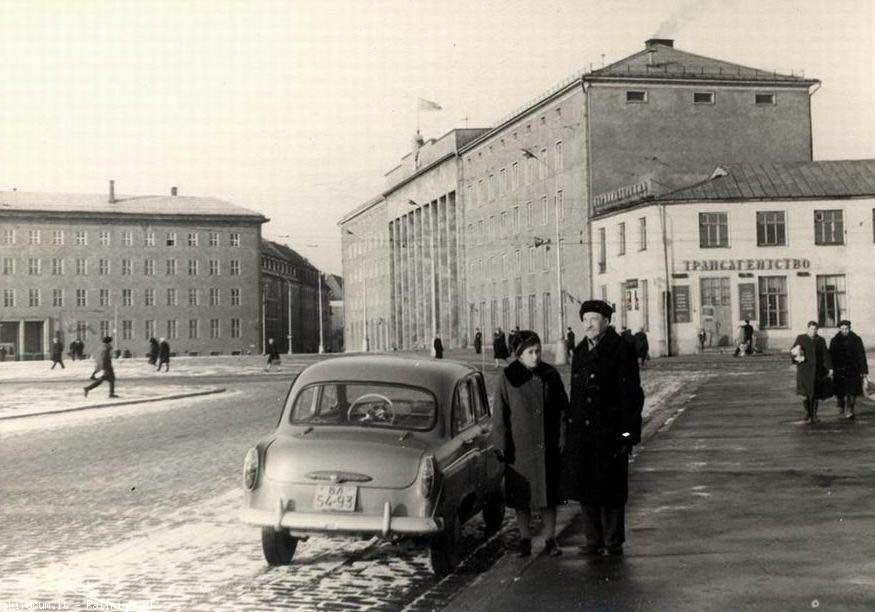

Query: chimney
108;180;116;204
645;38;674;48
171;186;178;196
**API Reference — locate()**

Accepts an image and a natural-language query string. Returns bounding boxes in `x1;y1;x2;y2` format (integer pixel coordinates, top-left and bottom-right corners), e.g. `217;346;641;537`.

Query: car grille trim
306;470;373;483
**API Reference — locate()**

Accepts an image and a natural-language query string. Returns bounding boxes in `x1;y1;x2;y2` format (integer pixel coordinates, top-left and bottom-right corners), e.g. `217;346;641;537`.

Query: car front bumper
240;499;443;537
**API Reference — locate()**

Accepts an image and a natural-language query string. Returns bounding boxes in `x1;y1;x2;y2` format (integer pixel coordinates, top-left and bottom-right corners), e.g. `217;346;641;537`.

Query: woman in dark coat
433;336;444;359
829;320;868;419
473;328;483;354
492;331;569;557
493;328;510;366
791;321;833;423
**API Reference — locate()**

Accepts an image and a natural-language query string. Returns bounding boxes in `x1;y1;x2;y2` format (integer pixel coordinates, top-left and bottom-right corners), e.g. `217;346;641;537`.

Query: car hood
264;428;431;489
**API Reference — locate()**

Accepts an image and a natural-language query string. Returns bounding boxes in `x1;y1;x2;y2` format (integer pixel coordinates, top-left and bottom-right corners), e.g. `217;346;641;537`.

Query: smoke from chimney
652;0;718;39
108;180;116;204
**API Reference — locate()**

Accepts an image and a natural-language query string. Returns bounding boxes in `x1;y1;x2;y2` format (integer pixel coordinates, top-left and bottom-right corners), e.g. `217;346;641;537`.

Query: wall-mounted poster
738;283;757;321
672;286;691;323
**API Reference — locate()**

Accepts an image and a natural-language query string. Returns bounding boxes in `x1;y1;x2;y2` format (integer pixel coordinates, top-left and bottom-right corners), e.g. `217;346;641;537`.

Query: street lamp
521;148;568;365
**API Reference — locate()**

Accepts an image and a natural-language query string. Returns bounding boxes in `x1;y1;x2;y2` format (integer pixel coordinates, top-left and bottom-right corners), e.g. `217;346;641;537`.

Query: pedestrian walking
492;330;569;557
473;328;483;355
829;320;868;419
157;338;171;372
68;340;77;361
697;329;707;352
633;328;649;367
564;300;644;558
0;345;6;361
433;336;444;359
83;336;118;398
50;335;65;369
733;319;755;357
264;338;281;371
508;326;521;354
565;327;576;358
147;337;159;365
790;321;833;424
493;328;510;366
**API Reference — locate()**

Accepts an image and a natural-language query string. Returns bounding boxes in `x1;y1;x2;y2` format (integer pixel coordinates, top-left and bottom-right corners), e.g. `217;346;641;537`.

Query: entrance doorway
0;321;18;360
700;277;731;347
23;321;45;360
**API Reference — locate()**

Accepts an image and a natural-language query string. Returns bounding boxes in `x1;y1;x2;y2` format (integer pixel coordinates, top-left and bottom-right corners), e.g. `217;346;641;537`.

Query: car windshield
288;382;437;431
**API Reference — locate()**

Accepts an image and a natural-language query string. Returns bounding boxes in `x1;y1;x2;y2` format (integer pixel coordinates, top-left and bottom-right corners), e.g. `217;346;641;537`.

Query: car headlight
243;447;260;490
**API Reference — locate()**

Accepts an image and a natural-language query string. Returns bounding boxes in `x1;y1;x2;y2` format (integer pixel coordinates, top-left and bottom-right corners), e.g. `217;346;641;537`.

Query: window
514;249;522;274
618;222;626;256
122;288;133;306
99;259;109;275
499;168;507;194
209;259;220;275
166;259;177;275
75;230;87;246
209;288;220;306
453;380;476;434
145;231;155;247
756;211;786;246
541;195;548;224
76;289;87;307
554;141;563;172
693;91;715;104
638;217;647;250
167;320;178;340
99;289;110;307
144;320;155;340
28;257;41;275
121;259;131;275
29;229;40;245
189;319;199;339
52;289;63;307
2;257;13;275
99;321;110;338
144;259;155;275
556;190;565;222
526;201;533;228
28;288;40;307
528;294;536;329
2;289;13;307
99;231;110;246
166;232;177;246
188;259;199;276
699;212;729;248
230;260;240;275
230;288;241;306
50;258;63;275
122;320;132;341
513;206;520;233
166;288;177;306
758;276;788;328
755;92;775;105
231;318;241;338
2;229;14;245
188;232;198;247
814;210;843;245
511;162;519;189
210;318;221;339
188;288;199;306
76;258;87;275
598;227;606;273
122;231;133;246
817;275;846;327
144;288;154;306
626;90;647;103
230;232;240;247
53;230;64;245
542;292;551;343
208;231;219;247
539;148;548;179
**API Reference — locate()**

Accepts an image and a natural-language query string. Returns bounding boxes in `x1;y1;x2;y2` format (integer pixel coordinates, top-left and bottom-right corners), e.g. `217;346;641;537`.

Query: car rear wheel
261;526;299;566
429;511;461;577
482;490;505;536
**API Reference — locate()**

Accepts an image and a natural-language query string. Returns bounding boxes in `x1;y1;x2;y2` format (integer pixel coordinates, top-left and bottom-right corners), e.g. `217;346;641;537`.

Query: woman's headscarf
514;330;541;357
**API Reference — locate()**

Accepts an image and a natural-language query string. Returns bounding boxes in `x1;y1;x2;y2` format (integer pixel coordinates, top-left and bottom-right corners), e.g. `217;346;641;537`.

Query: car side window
470;375;490;421
453;382;476;435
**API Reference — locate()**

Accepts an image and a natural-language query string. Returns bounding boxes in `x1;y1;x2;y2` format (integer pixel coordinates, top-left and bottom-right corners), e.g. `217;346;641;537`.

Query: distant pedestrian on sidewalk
147;337;159;365
264;338;281;371
493;328;510;366
697;329;707;352
433;336;444;359
50;335;65;369
734;320;755;357
829;320;868;420
633;328;649;367
83;336;118;398
790;321;833;424
565;327;576;358
157;338;171;372
492;330;569;557
473;328;483;355
564;300;643;558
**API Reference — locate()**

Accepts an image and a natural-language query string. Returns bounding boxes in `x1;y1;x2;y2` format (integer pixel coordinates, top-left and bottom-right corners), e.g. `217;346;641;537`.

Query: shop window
758;276;788;329
814;210;843;245
693;91;714;104
699;212;729;248
618;222;626;256
816;275;846;328
638;217;647;251
756;211;786;246
626;90;647;103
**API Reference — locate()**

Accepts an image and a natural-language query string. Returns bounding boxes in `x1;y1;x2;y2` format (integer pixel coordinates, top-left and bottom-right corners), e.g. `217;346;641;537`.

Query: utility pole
287;280;293;355
317;272;325;354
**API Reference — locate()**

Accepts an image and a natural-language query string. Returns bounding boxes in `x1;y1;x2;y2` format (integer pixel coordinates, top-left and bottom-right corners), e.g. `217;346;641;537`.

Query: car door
471;373;502;489
445;380;480;501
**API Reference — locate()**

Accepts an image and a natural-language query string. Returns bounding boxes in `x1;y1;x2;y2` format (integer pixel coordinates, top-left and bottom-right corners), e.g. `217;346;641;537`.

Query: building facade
0;188;267;359
590;160;875;355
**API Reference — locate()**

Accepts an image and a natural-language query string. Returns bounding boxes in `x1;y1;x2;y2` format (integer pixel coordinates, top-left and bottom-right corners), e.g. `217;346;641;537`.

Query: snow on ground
640;370;709;420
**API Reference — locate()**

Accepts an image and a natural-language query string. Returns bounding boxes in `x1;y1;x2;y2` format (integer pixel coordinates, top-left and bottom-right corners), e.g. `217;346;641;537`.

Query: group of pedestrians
492;299;644;558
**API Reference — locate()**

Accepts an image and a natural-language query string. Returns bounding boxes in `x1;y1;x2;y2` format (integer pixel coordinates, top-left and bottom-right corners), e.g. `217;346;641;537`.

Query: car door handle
462;437;477;446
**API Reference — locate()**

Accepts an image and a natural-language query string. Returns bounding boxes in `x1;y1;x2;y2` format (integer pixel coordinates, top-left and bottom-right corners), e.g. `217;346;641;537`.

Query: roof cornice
0;209;268;224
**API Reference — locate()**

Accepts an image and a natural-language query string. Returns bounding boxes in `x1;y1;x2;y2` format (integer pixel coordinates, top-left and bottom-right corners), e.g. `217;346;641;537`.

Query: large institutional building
339;38;838;354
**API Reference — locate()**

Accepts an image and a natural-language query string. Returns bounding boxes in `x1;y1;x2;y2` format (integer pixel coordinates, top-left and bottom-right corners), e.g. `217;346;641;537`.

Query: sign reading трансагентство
682;258;810;273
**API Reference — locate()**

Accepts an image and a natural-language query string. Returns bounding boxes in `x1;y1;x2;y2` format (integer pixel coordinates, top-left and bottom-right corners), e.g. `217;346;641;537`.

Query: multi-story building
323;274;344;353
339;38;821;352
590;160;875;355
0;185;267;359
260;240;331;354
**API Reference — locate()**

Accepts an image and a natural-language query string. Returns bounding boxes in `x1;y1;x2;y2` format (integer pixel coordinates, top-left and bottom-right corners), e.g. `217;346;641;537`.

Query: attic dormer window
755;92;776;105
626;90;647;103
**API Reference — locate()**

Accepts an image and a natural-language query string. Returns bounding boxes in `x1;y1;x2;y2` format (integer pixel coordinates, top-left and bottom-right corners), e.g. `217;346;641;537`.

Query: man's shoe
517;538;532;557
109;394;120;398
579;545;602;557
604;546;623;557
543;538;562;557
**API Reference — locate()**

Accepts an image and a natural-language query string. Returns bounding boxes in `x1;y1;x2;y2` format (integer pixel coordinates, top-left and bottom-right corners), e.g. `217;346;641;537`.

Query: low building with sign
590;160;875;355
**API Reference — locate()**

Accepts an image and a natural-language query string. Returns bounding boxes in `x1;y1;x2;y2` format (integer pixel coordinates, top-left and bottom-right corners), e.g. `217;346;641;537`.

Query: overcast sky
0;0;872;275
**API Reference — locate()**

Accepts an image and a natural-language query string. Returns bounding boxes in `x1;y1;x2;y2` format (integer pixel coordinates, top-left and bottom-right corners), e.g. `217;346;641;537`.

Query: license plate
313;485;358;512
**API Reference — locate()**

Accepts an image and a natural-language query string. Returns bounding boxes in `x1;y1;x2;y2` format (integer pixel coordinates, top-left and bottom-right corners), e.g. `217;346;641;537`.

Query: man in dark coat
791;321;833;424
147;337;159;365
83;336;117;398
633;328;649;367
829;320;868;419
493;328;510;366
473;328;483;354
50;335;65;369
734;319;755;357
508;326;521;354
433;336;444;359
157;337;171;372
565;300;644;557
264;338;281;371
565;327;576;357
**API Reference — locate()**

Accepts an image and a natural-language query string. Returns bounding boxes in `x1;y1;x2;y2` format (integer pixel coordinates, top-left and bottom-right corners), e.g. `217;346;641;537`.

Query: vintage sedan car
240;355;505;575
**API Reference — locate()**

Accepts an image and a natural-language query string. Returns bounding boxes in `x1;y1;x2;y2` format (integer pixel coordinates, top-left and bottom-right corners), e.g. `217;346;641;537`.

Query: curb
0;387;227;421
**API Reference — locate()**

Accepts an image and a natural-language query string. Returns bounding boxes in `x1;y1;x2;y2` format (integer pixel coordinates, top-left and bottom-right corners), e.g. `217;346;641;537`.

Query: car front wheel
482;490;505;536
261;526;298;566
429;511;461;577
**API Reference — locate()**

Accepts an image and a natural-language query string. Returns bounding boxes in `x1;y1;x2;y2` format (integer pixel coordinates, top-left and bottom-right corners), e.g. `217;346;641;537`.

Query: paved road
464;359;875;611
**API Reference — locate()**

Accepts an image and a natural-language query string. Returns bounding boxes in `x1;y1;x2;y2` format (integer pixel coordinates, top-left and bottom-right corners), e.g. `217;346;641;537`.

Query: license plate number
313;485;357;512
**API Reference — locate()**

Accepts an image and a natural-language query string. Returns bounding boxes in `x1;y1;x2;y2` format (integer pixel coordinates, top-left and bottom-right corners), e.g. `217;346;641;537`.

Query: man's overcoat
829;331;867;396
792;334;832;399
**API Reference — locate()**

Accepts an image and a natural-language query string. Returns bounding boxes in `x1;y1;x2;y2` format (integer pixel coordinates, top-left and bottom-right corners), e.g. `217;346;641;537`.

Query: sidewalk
449;358;875;610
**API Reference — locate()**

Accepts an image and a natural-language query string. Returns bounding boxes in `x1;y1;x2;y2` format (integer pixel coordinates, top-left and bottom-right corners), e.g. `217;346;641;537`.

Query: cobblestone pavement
1;358;712;611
